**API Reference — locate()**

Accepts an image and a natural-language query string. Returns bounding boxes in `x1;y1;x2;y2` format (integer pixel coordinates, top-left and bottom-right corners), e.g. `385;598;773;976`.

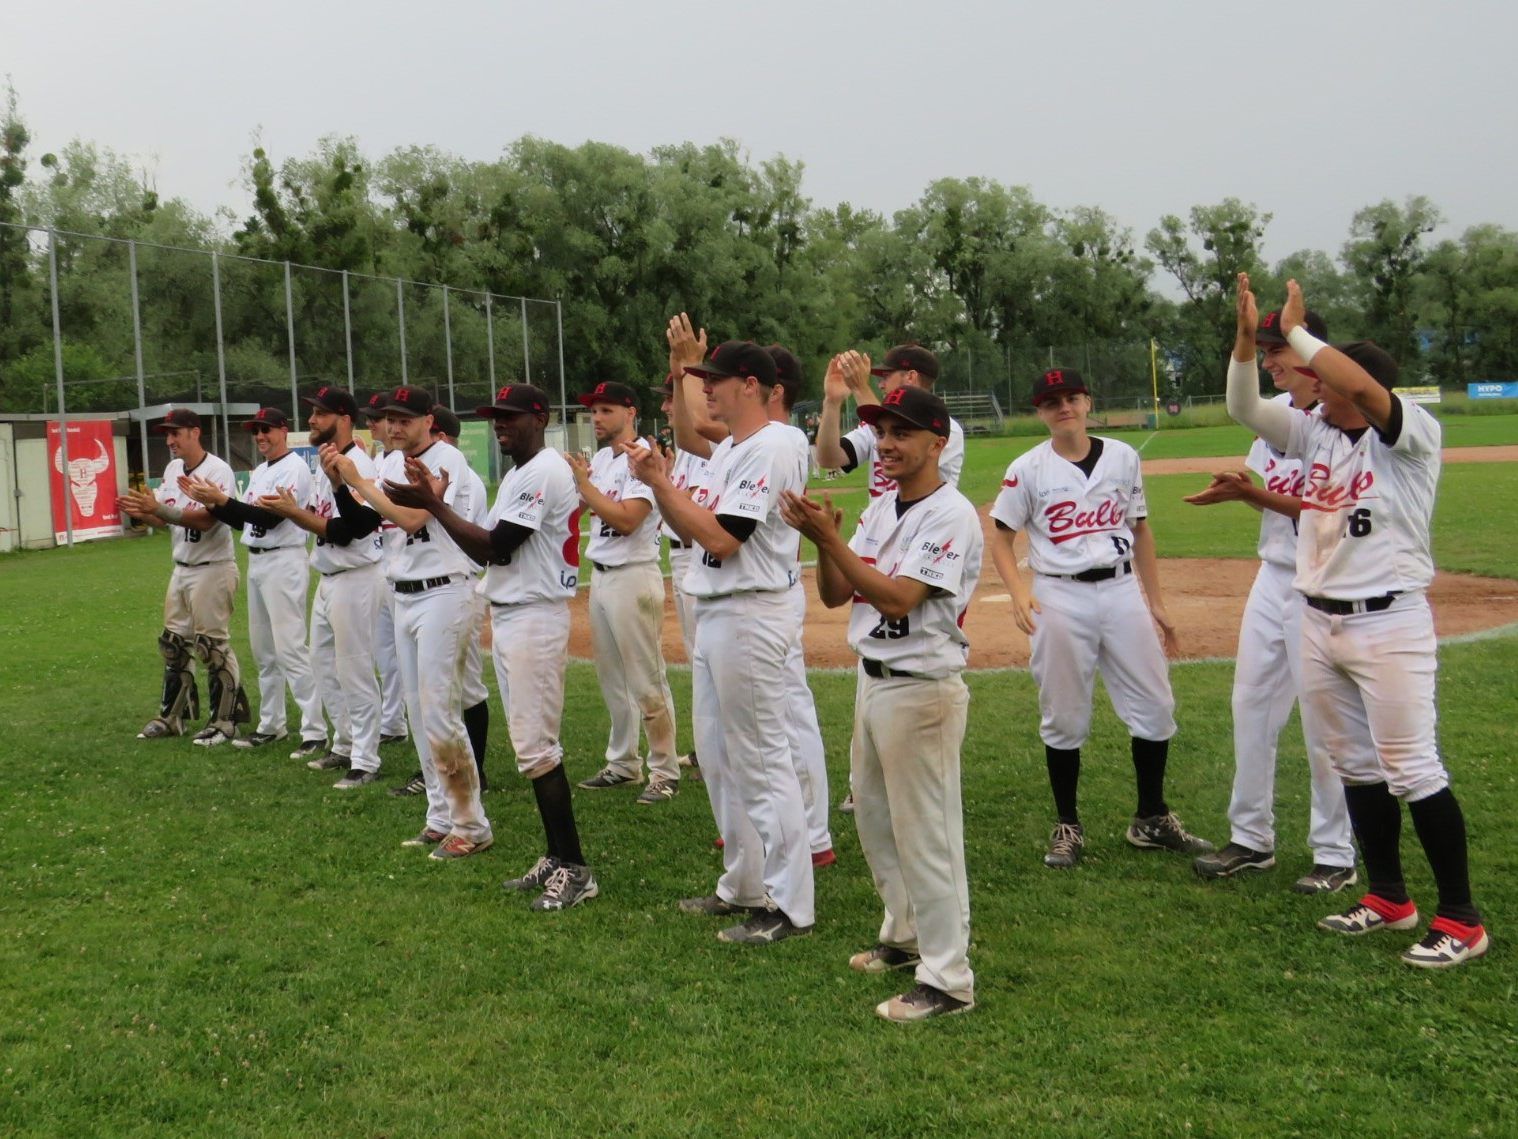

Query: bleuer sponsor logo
736;475;769;495
1302;465;1376;513
1045;499;1125;544
919;537;961;565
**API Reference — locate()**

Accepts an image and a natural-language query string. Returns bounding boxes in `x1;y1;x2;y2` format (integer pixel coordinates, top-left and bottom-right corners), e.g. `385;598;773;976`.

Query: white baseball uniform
378;441;490;843
662;447;710;660
457;463;492;715
154;452;242;733
585;440;679;784
990;436;1175;749
241;450;324;742
777;422;832;855
308;442;385;773
685;422;813;928
1284;396;1449;801
843;417;965;497
848;481;982;1003
482;447;580;779
1224;396;1354;864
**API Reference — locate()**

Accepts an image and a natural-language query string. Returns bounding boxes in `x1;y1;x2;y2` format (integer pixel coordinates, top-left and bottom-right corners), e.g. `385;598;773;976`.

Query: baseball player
1225;275;1487;968
568;381;681;804
1188;308;1357;891
664;320;835;863
116;408;249;747
989;368;1212;869
365;393;410;752
782;386;981;1022
656;373;709;775
814;343;965;815
180;407;326;760
387;384;598;910
324;385;491;860
428;405;492;793
628;340;814;945
254;385;386;788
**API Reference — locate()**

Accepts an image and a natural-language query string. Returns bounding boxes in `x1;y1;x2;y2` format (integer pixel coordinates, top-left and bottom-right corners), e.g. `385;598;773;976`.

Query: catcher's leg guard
194;633;251;732
153;629;200;734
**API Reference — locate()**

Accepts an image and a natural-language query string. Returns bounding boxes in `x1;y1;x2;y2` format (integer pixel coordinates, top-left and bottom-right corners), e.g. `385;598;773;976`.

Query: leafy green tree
1340;195;1440;363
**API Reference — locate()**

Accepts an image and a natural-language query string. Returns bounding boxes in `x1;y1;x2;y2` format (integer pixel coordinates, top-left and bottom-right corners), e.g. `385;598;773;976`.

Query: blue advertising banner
1468;382;1518;399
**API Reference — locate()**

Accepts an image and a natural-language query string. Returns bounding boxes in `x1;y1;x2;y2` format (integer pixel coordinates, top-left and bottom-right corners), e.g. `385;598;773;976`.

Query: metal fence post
284;261;300;427
485;293;496;387
520;297;531;384
211;251;231;460
555;299;567;427
442;285;455;410
128;240;149;484
342;269;354;388
48;228;73;547
396;277;408;384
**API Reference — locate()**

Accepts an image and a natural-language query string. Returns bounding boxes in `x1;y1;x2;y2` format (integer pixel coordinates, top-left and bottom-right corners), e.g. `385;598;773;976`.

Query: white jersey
1285;396;1440;600
847;483;983;677
157;452;236;565
584;441;660;566
482;447;581;605
460;462;491;573
380;440;479;583
845;416;965;497
683;422;805;599
990;436;1146;576
241;450;313;551
309;442;384;574
660;447;711;544
1246;394;1310;571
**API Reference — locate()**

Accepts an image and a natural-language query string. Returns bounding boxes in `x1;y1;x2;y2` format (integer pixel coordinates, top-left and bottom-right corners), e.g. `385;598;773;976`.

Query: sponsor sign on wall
48;420;121;543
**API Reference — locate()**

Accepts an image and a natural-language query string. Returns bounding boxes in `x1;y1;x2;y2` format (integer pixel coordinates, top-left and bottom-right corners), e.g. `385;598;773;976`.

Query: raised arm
1282;278;1395;431
667;314;723;456
813;354;854;471
1224;273;1294;452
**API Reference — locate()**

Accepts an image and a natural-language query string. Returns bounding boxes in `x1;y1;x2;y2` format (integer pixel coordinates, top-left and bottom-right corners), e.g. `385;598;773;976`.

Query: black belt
667;539;690;550
393;575;455;594
1305;593;1399;616
1044;561;1132;583
247;546;273;555
862;658;926;681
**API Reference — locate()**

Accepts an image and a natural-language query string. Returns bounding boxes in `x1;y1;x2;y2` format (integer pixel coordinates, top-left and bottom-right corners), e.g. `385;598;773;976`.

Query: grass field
2;422;1516;1137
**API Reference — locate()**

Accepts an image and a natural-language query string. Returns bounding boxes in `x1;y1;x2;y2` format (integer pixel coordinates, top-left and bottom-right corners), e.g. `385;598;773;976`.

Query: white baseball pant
786;580;832;854
246;547;324;740
164;560;237;645
851;667;973;1004
393;579;489;842
461;586;489;710
589;561;679;782
1029;573;1176;749
1300;592;1448;802
668;545;697;658
1228;562;1354;864
488;598;570;778
375;583;407;738
310;562;382;774
692;590;814;927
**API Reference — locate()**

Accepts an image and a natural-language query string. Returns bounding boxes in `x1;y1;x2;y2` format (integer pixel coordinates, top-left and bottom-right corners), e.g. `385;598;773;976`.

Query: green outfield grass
3;442;1516;1137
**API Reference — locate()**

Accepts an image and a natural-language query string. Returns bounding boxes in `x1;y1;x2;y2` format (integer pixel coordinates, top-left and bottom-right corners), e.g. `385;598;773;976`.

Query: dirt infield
563;442;1518;671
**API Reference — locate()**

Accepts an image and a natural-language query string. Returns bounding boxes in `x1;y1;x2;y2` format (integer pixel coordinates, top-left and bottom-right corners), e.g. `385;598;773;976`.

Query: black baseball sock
1131;737;1169;818
1408;787;1481;925
532;764;585;867
463;699;489;789
1045;746;1081;824
1342;782;1408;905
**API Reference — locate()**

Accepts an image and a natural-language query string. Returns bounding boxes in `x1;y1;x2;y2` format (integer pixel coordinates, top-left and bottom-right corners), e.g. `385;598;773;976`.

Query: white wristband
155;502;185;524
1286;325;1328;362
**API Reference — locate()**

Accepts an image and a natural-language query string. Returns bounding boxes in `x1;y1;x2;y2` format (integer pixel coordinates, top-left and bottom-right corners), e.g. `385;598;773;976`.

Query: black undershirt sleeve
994;519;1013;531
488;520;535;564
321;516;357;547
838;437;860;474
209;497;285;531
332;485;383;537
716;515;758;543
1375;394;1405;447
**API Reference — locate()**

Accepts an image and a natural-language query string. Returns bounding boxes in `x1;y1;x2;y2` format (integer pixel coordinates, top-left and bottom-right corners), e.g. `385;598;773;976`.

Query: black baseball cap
1258;309;1328;345
304;384;359;418
577;381;639;409
477;383;551;418
1336;341;1400;390
765;345;803;409
870;344;940;382
380;385;436;418
363;392;388;418
1032;368;1090;406
243;407;289;431
429;405;462;437
684;340;777;386
154;408;201;432
858;387;951;438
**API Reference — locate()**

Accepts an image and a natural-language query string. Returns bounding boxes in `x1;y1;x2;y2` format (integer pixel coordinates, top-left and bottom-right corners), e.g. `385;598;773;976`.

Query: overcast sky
7;0;1517;269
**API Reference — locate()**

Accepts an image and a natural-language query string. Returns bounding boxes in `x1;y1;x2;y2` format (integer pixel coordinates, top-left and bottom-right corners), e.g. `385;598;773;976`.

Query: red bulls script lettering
1303;465;1375;512
1045;498;1126;542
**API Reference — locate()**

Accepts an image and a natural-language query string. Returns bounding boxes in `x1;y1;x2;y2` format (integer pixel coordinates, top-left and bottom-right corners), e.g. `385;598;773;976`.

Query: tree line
2;84;1516;416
